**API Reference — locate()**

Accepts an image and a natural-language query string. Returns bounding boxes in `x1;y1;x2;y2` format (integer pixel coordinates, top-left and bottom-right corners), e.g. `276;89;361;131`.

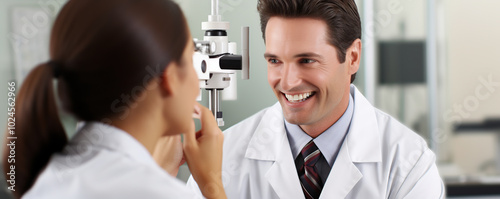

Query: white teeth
285;92;313;103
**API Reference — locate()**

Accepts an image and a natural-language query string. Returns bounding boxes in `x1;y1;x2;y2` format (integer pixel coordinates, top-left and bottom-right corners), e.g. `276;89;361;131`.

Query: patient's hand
153;134;185;176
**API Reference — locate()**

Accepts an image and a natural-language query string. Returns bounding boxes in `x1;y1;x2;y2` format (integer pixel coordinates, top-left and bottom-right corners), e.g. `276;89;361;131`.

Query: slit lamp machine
193;0;250;126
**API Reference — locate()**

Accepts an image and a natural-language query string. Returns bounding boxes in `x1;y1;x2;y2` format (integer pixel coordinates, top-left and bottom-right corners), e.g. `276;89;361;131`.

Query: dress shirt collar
285;94;354;167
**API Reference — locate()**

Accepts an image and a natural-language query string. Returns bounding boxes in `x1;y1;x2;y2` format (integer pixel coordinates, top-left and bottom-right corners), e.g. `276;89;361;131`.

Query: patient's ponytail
3;63;67;198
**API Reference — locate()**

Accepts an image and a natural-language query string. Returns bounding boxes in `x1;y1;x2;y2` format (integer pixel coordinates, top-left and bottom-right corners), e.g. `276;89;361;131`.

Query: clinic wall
444;0;500;175
372;0;500;173
0;1;17;160
371;0;430;139
0;0;68;158
1;2;14;198
372;0;500;166
445;0;500;123
373;0;500;128
0;1;42;198
375;0;426;41
0;1;67;198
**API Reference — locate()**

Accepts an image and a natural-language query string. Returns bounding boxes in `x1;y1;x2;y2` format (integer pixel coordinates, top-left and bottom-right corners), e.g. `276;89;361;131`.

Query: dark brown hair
257;0;361;83
3;0;189;197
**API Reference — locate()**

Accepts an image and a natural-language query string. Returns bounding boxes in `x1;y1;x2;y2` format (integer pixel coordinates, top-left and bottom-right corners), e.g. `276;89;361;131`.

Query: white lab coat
24;122;200;199
188;85;444;199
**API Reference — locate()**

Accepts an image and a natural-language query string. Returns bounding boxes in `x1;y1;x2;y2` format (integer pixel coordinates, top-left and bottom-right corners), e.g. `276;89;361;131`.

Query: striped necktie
298;141;324;199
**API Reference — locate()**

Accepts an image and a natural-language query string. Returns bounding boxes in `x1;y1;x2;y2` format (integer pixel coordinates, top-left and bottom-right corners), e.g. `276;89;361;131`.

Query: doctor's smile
280;90;317;110
283;92;315;103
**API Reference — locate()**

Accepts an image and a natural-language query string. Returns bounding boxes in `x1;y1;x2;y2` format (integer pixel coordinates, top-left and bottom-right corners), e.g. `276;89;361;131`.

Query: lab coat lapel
319;142;363;199
347;85;382;163
319;85;382;198
264;135;304;199
244;103;304;199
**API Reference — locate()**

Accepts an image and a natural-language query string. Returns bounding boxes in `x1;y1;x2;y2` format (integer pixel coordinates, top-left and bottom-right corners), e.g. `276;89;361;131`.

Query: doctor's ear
159;62;181;97
347;39;362;75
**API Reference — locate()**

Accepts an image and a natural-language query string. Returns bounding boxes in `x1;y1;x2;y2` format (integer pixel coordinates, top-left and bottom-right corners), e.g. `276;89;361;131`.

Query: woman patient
3;0;225;198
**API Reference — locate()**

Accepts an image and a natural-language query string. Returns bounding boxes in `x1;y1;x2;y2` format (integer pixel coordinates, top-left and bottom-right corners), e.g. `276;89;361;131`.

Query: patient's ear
159;63;180;96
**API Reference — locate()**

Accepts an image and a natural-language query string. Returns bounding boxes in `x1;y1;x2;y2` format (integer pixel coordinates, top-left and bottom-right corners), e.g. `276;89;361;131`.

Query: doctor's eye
299;59;316;64
268;58;280;64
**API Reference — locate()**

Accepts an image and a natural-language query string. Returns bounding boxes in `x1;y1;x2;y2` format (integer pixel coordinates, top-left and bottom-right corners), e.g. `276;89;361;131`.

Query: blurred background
0;0;499;198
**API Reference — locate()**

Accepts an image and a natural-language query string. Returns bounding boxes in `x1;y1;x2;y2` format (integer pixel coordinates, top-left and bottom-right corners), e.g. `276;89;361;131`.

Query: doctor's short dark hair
257;0;361;83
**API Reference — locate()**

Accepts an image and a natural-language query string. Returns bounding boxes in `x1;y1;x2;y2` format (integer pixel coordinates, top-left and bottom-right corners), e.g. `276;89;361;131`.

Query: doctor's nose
280;63;302;91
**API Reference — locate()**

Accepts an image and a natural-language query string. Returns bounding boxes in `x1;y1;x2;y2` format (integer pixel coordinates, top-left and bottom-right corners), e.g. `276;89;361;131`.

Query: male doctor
188;0;444;198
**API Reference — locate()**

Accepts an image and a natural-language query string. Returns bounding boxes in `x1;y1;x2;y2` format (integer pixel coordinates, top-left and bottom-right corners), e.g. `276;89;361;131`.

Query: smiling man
264;16;356;139
188;0;444;198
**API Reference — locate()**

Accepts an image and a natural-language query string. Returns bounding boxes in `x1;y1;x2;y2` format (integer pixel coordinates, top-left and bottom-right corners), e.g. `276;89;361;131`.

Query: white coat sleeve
394;148;445;199
186;175;206;198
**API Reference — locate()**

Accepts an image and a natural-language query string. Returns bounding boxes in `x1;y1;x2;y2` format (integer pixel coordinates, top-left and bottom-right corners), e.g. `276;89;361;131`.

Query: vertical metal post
427;0;439;153
208;89;224;126
208;89;218;116
211;0;218;16
362;0;376;104
242;26;250;80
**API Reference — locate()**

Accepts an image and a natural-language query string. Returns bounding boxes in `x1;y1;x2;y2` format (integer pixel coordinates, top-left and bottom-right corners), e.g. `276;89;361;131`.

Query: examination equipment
193;0;250;126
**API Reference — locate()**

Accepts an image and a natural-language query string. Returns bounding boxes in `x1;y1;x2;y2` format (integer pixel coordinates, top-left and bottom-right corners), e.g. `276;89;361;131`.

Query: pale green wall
0;1;67;198
0;3;15;196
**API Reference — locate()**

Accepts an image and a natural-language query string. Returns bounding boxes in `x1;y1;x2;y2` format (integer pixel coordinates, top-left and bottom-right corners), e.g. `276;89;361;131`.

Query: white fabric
187;85;445;199
24;122;199;199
